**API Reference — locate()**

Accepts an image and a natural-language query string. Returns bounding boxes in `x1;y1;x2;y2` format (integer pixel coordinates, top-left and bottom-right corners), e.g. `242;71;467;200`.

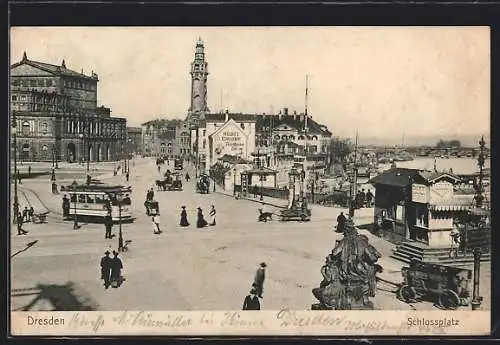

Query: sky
10;26;490;141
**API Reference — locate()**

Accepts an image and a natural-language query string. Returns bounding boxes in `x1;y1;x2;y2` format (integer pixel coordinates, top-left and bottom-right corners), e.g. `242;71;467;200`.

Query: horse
258;208;273;222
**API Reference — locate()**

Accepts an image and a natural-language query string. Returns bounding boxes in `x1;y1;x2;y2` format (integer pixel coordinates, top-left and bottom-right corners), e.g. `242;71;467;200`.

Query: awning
430;204;472;212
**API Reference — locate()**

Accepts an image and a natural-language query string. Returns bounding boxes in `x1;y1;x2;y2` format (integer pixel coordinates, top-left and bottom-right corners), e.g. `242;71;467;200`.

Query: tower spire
187;38;209;127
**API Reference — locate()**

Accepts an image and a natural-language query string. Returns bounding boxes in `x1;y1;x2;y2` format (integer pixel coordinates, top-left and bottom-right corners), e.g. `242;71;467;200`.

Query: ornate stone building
10;53;127;162
186;38;209;128
140;119;191;157
126;127;142;154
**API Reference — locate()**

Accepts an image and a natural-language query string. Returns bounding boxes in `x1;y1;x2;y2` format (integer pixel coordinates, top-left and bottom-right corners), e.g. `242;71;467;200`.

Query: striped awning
430;204;472;212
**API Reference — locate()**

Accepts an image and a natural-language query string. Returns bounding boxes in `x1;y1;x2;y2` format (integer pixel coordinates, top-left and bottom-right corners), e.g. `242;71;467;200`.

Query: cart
170;173;183;191
279;200;311;222
196;175;210;194
144;200;159;216
397;260;472;310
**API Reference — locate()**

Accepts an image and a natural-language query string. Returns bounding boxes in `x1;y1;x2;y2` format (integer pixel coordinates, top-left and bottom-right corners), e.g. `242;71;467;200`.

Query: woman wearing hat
180;206;189;227
196;207;208;228
208;205;216;226
110;250;123;288
253;262;266;298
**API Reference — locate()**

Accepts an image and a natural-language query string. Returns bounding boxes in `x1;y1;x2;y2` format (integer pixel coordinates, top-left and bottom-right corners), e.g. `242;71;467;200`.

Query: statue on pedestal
312;218;383;310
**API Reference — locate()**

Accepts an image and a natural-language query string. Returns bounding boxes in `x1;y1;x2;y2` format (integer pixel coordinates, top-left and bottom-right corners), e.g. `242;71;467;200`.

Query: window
202;139;206;149
78;194;86;203
22;121;30;135
12;80;20;86
282;135;287;140
46;79;53;86
298;135;304;140
86;195;95;203
41;123;48;133
202;130;206;137
71;194;77;202
22;80;28;87
11;95;17;101
30;80;36;87
289;135;295;140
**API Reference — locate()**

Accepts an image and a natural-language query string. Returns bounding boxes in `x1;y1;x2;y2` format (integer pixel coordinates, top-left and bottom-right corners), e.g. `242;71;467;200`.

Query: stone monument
312;218;383;310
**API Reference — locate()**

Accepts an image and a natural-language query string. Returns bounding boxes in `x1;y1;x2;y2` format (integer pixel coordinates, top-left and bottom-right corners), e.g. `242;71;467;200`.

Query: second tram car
174;158;183;170
62;183;133;222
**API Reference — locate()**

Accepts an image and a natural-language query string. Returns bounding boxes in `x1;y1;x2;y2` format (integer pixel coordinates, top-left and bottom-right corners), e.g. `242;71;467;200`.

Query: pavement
10;157;490;311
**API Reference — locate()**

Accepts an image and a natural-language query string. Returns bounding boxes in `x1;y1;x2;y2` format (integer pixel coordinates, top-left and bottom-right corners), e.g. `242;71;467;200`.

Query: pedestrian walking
366;189;374;207
180;206;189;227
100;250;112;289
242;288;261;310
253;184;258;198
22;207;29;223
209;205;216;226
196;207;208;228
62;195;70;218
152;213;161;234
336;212;346;233
105;215;113;239
17;212;28;235
28;207;35;223
252;262;266;298
110;251;123;288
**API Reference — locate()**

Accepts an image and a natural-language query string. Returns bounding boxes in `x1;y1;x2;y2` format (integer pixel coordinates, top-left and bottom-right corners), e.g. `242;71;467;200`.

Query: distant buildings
10;53;127;162
140;119;191;157
126;127;142;154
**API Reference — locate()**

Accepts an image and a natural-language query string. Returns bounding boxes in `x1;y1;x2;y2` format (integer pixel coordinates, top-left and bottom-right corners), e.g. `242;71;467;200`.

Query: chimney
278;110;282;120
294;110;298;120
284;108;288;116
225;109;229;122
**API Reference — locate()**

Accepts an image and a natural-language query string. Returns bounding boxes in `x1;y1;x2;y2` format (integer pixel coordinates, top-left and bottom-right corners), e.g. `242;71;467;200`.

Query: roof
246;167;277;174
369;168;421;188
369;168;463;187
12;56;98;81
141;118;184;128
205;113;258;123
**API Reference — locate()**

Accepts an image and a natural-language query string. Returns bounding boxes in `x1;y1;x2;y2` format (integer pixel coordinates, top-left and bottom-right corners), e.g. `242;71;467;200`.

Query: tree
436;139;461;149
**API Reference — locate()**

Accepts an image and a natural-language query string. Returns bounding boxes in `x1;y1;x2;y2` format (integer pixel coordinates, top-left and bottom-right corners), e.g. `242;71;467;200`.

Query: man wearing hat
100;249;112;289
253;262;266;298
242;288;261;310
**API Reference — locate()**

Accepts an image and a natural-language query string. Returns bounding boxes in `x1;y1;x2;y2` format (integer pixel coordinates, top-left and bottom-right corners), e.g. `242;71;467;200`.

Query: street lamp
289;167;300;205
116;194;124;252
233;168;237;196
72;180;80;229
12;113;19;225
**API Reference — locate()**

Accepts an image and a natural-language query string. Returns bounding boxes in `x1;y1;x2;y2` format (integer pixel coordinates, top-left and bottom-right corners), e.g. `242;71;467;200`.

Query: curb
213;191;287;209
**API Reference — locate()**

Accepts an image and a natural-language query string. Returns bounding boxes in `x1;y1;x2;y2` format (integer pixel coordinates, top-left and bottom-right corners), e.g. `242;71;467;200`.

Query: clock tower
187;37;209;127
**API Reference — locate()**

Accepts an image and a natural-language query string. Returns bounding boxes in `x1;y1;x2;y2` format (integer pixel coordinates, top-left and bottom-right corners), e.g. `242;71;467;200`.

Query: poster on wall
412;183;429;203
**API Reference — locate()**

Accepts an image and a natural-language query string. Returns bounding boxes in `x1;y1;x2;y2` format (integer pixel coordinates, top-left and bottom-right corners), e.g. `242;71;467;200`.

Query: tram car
397;260;472;310
61;182;133;223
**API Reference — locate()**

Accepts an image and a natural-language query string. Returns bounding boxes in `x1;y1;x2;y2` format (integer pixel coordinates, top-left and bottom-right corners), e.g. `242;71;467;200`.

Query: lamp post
116;194;124;252
233;168;237;196
260;168;264;201
12;112;19;225
72;180;79;229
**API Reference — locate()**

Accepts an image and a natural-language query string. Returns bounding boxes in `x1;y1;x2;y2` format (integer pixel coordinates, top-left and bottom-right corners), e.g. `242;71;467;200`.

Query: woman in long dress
209;205;216;226
197;207;208;228
180;206;189;227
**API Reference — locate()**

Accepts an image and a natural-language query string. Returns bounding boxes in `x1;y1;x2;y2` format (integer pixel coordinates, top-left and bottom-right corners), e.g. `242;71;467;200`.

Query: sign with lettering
412;184;429;203
212;123;246;157
430;181;453;203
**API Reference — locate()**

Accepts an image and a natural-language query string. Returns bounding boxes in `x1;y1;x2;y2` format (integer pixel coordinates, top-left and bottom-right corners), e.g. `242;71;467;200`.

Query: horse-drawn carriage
170;173;183;191
196;174;210;194
397;260;472;310
280;199;311;222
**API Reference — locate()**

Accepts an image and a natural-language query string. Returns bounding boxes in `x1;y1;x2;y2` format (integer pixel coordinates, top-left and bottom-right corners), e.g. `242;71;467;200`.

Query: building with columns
186;37;209;128
10;53;127;162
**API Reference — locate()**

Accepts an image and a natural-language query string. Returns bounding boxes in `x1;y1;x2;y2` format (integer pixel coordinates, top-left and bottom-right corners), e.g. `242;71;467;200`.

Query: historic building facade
10;53;127;162
186;38;209;129
126;127;142;154
140;119;191;157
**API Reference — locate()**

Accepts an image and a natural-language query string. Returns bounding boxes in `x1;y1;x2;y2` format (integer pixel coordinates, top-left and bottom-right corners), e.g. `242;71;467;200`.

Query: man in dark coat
180;206;189;227
366;189;374;207
126;171;129;182
196;207;208;228
22;206;29;222
17;212;28;235
100;250;112;289
242;288;261;310
336;212;346;233
62;195;70;218
110;251;123;288
253;262;266;298
104;215;113;239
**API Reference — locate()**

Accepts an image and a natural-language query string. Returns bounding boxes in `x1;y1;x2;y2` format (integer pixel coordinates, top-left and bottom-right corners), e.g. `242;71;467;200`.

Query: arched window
289;135;295;140
275;135;280;140
282;135;287;141
312;135;318;140
298;135;305;140
41;123;48;133
22;121;30;135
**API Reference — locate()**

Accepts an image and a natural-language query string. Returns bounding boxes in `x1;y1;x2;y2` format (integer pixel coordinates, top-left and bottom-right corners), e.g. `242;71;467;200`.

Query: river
378;157;490;175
